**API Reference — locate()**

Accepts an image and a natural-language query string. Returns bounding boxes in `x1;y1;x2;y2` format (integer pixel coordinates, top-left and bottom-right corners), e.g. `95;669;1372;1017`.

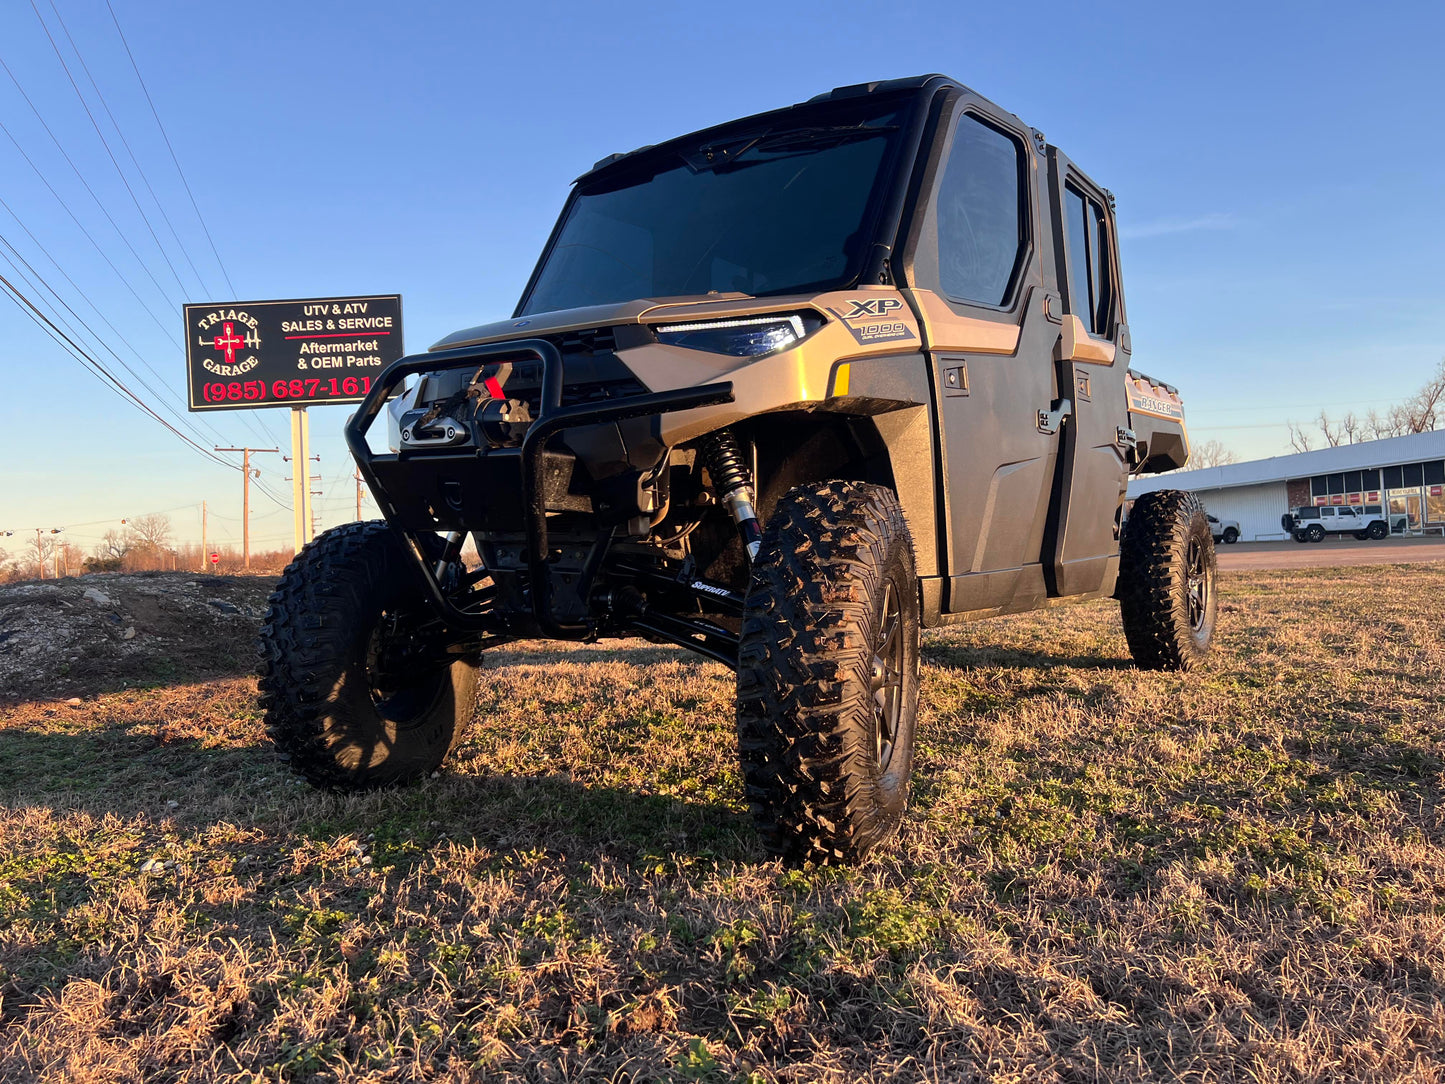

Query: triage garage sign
184;295;403;411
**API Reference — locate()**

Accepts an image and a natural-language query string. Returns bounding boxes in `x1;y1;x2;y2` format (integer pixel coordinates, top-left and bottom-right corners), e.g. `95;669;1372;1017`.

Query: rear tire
1117;490;1217;671
1307;524;1326;543
737;481;920;864
258;521;478;790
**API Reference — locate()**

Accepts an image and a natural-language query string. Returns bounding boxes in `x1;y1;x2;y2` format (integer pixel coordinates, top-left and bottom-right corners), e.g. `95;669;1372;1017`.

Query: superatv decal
827;299;917;347
1126;374;1185;422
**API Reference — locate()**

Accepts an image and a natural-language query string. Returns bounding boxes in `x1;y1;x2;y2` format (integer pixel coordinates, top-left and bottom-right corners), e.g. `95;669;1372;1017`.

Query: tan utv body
260;75;1216;863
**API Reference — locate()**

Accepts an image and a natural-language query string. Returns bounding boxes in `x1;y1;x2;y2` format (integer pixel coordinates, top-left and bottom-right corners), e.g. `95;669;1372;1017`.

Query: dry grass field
1;564;1442;1082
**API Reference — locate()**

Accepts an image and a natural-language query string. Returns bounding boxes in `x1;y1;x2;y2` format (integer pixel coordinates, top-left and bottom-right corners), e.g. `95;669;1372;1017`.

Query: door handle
1037;398;1072;435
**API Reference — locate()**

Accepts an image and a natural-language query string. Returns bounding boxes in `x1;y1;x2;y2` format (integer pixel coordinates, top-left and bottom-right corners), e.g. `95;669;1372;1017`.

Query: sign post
183;295;403;554
289;407;314;552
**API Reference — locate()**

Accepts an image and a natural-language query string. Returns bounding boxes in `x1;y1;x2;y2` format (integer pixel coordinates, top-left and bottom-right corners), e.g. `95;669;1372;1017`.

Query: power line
0;227;231;452
0;267;251;475
42;0;211;297
0;228;288;507
28;0;189;298
0;150;286;458
105;0;238;297
0;107;178;341
0;55;181;321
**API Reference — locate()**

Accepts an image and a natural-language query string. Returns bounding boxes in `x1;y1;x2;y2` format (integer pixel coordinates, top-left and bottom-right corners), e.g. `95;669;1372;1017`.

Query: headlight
652;312;824;357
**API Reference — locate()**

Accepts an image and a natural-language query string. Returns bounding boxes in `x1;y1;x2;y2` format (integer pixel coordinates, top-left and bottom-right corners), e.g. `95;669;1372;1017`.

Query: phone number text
201;376;373;404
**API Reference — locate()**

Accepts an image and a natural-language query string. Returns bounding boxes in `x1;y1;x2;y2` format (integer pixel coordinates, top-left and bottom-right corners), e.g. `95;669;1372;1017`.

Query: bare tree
1316;409;1348;447
26;534;58;579
96;529;132;562
1399;358;1444;433
1189;439;1238;469
1287;359;1444;451
1286;421;1313;453
127;513;172;550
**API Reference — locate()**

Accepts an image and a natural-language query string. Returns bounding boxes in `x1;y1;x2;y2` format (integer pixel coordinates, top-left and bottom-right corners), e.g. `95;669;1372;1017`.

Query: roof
581;75;958;182
1128;428;1445;496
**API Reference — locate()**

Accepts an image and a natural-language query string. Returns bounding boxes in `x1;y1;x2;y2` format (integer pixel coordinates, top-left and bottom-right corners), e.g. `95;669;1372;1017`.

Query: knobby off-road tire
258;521;478;790
1118;490;1217;671
737;481;921;865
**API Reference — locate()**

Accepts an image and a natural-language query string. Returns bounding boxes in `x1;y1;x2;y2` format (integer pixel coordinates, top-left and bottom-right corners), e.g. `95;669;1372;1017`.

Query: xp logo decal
194;308;262;376
828;296;915;347
843;297;903;319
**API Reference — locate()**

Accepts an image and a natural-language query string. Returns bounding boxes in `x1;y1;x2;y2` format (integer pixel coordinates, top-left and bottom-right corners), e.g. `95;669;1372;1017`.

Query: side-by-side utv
259;74;1214;863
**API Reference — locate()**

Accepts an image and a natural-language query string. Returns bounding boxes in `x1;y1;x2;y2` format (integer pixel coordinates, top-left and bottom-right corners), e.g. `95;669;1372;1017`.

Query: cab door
899;93;1065;615
1042;149;1133;598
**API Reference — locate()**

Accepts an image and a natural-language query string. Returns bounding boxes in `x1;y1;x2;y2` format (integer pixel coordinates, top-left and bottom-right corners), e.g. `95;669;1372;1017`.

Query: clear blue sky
2;0;1442;552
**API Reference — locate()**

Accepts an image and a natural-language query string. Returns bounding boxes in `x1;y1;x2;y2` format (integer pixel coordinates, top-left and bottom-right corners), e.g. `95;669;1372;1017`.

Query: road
1216;536;1445;571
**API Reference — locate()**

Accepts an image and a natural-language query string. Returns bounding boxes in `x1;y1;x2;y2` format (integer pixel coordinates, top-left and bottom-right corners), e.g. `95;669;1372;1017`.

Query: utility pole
32;528;61;580
200;500;207;573
283;431;321;554
216;446;280;570
355;470;365;521
286;408;320;553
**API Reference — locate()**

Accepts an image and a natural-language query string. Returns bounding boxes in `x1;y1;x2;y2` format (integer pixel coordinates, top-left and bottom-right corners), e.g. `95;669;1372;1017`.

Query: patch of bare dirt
0;572;276;703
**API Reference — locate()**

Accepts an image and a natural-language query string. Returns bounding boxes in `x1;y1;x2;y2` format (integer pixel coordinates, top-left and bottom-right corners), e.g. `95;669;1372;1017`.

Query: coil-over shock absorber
700;428;761;561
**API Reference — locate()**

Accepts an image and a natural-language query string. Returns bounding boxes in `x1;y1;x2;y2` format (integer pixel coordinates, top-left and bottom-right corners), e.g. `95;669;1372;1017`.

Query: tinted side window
935;115;1024;306
1064;183;1113;335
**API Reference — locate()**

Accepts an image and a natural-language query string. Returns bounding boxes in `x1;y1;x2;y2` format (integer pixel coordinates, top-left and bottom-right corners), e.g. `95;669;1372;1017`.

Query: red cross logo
212;322;245;365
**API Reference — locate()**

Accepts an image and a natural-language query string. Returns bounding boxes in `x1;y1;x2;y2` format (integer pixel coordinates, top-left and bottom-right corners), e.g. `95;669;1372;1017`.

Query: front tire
258;522;478;790
737;481;920;864
1368;520;1388;540
1117;490;1217;671
1222;527;1239;544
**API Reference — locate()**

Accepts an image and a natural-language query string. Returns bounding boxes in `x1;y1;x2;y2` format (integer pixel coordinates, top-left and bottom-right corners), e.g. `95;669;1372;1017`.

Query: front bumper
345;338;733;635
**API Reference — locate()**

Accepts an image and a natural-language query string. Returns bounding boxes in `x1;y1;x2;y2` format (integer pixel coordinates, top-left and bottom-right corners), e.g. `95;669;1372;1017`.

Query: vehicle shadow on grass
0;721;759;866
921;642;1135;672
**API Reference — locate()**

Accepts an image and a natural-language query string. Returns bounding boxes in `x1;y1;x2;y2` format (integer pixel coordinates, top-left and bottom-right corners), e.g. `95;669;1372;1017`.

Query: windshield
518;100;911;315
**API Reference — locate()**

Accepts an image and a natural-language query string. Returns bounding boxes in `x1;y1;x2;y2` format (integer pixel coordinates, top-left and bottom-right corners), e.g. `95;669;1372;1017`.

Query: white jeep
1281;505;1389;543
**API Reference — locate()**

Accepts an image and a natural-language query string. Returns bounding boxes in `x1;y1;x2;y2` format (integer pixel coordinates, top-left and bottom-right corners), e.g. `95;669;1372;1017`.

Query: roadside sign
210;552;220;565
184;295;403;411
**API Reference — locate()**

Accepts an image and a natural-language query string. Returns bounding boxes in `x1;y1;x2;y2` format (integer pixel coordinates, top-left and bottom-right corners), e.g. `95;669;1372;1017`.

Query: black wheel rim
366;610;449;728
1185;538;1211;633
870;578;905;771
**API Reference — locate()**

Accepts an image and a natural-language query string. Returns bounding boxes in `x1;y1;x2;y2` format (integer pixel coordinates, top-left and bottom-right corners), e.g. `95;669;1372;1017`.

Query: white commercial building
1127;430;1445;541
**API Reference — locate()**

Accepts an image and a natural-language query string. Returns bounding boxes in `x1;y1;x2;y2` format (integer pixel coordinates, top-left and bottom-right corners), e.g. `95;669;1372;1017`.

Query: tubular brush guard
344;339;734;636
